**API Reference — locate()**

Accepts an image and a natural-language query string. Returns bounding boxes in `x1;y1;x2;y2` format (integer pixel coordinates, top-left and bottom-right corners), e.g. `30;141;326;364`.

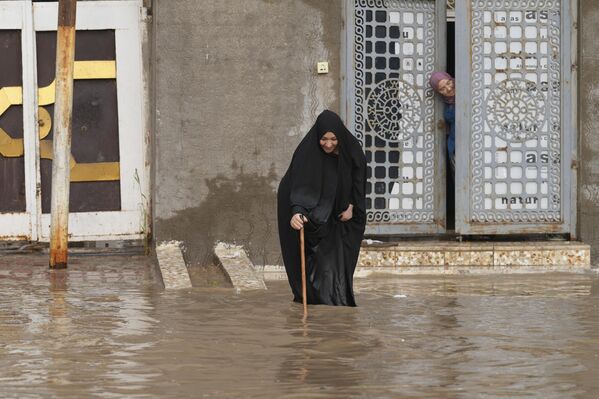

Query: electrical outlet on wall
317;62;329;74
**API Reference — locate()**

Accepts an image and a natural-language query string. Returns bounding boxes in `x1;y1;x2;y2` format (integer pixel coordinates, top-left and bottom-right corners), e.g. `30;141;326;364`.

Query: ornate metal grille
353;0;438;225
468;1;562;224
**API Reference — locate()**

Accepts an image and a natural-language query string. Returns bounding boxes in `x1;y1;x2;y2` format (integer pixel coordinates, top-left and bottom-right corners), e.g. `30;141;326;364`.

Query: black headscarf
289;110;366;222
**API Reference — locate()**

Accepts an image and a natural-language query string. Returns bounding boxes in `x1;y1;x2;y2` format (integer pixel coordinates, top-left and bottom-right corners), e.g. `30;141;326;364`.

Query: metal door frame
455;0;578;236
0;0;149;242
342;0;448;235
34;0;149;241
0;1;39;240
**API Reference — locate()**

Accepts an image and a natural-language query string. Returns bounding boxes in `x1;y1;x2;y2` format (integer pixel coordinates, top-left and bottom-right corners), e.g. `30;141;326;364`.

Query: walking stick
300;226;307;319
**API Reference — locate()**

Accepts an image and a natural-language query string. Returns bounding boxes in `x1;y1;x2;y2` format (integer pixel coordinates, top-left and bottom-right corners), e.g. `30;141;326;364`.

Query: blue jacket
445;104;455;157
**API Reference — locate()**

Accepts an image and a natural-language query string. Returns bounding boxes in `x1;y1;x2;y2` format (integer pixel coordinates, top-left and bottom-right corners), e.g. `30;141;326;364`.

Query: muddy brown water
0;255;598;398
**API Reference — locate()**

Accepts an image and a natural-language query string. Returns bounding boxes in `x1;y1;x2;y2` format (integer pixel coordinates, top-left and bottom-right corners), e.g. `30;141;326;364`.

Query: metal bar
22;0;41;242
344;0;356;134
49;0;76;269
340;0;349;124
561;0;573;238
454;0;471;234
569;0;578;240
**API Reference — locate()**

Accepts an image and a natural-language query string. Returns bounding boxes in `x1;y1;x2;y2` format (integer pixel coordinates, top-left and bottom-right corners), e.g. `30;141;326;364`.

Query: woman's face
320;131;338;154
438;78;455;97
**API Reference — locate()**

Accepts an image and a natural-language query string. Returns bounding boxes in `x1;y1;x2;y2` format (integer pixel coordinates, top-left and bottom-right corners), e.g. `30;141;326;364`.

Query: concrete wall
152;0;342;267
152;0;599;267
579;0;599;264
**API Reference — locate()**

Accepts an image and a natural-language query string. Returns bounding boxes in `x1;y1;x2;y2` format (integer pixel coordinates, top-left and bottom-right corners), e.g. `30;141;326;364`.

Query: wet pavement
1;254;598;398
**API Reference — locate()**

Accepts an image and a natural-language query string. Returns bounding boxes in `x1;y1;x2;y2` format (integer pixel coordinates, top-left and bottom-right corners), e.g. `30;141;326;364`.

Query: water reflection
277;307;372;391
0;255;598;398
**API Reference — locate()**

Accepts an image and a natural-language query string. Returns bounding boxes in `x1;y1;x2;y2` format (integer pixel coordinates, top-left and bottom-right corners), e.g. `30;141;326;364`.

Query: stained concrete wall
579;1;599;264
153;0;599;268
152;0;342;267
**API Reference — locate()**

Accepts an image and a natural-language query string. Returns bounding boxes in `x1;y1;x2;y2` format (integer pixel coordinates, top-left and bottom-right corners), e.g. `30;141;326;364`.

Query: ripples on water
0;255;598;398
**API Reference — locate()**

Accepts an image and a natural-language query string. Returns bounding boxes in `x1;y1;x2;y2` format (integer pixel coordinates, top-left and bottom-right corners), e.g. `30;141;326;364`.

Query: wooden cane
300;226;307;319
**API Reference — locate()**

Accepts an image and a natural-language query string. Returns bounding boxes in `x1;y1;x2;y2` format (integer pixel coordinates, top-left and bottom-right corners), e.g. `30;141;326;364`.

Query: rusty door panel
36;30;121;213
0;30;26;213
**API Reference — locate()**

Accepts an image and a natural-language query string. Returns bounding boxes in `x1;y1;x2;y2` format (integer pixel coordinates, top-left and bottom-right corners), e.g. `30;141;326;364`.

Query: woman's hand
339;204;353;222
290;213;307;230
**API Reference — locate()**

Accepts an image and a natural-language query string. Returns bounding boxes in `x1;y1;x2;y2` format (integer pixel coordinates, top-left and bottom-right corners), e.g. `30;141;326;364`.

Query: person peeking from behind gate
429;71;456;178
277;110;367;306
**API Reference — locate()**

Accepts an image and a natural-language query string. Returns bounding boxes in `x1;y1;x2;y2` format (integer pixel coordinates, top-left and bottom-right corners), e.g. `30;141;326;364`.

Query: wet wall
579;1;599;264
153;1;598;267
152;0;342;267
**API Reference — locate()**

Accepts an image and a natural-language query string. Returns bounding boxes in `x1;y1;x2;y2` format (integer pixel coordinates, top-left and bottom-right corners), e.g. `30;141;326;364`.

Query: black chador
277;110;367;306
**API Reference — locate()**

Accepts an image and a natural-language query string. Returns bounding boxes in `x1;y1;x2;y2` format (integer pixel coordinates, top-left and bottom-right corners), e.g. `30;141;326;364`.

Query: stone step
258;241;591;281
359;241;590;269
155;241;193;289
214;242;267;291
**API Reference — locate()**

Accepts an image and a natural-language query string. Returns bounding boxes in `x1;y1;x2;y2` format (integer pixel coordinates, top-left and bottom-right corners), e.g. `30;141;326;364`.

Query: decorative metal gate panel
455;0;576;235
346;0;447;234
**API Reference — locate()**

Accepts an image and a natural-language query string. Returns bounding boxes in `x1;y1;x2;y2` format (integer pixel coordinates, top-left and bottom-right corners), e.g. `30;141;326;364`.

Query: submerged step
257;241;591;281
359;241;590;269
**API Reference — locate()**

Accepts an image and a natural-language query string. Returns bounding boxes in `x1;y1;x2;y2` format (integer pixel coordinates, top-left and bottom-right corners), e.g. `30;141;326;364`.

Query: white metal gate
344;0;577;236
455;0;577;235
345;0;448;235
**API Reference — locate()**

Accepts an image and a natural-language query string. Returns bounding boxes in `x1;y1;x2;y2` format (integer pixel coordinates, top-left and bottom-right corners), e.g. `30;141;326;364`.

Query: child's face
438;79;455;97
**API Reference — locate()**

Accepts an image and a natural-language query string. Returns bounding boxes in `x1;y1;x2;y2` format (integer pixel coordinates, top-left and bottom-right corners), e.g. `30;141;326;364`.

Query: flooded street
1;255;598;398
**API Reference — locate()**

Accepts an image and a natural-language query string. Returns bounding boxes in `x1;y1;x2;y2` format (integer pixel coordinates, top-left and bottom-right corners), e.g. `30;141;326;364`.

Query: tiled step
258;241;591;281
357;241;590;275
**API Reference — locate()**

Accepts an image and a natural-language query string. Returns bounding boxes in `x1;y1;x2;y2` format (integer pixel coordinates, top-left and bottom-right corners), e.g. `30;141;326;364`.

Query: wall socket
317;62;329;74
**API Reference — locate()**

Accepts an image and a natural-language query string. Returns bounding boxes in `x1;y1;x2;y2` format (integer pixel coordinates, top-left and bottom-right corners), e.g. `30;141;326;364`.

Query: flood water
1;255;598;398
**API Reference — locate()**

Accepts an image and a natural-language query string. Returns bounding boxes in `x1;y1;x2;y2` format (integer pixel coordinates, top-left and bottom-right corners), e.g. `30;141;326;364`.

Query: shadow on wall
156;166;281;268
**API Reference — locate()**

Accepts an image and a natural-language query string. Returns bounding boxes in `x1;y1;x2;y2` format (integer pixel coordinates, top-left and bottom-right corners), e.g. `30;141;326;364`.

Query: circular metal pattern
366;78;422;142
486;79;546;142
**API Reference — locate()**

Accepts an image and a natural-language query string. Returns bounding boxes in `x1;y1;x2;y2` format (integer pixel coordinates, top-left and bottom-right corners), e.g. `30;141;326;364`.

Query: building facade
1;0;598;266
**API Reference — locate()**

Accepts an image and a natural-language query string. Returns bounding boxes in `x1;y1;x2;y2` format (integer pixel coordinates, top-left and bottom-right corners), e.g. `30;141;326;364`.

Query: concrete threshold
257;241;591;281
359;240;590;274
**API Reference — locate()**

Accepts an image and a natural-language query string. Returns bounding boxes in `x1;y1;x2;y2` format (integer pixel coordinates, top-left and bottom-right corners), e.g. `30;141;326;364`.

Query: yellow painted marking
0;128;24;157
39;138;76;168
71;162;120;182
0;107;52;158
75;60;116;79
0;60;119;182
38;107;52;140
0;86;23;115
39;141;120;182
38;81;55;106
39;60;116;105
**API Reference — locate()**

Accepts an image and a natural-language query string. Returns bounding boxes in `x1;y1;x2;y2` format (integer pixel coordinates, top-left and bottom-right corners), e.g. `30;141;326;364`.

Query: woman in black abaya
277;110;367;307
